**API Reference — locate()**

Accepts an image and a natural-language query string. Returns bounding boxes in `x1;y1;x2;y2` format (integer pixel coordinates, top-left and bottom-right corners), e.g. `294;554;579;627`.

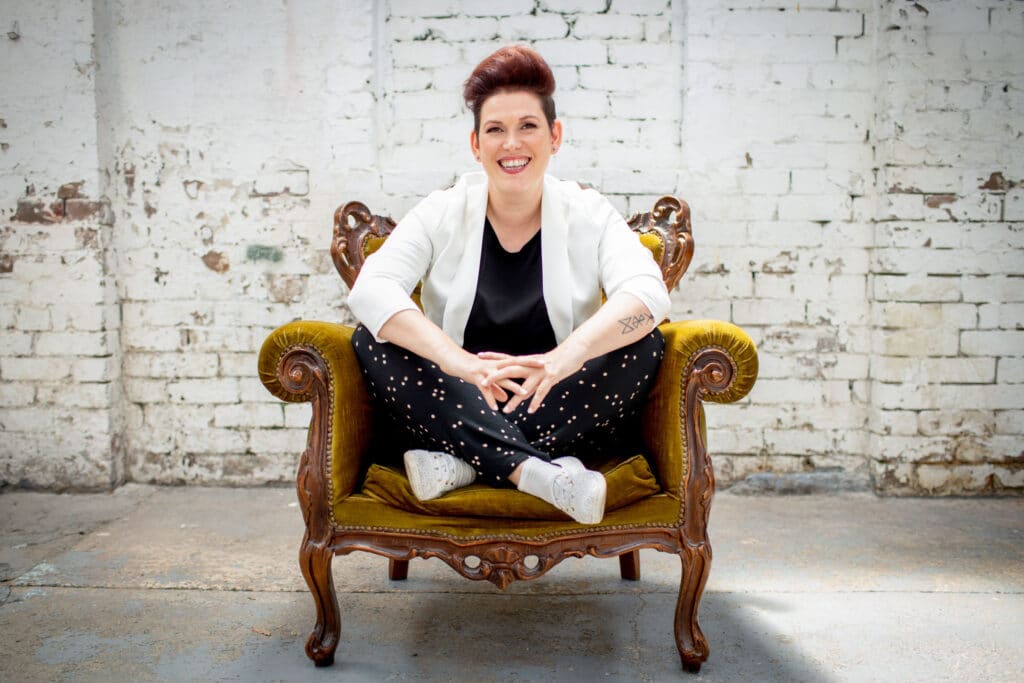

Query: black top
462;217;558;356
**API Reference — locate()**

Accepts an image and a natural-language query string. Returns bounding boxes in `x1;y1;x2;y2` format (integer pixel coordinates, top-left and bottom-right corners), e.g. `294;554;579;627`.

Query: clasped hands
443;344;588;415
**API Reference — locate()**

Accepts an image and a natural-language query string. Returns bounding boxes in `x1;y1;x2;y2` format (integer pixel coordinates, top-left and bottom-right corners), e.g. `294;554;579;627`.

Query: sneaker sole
404;449;441;501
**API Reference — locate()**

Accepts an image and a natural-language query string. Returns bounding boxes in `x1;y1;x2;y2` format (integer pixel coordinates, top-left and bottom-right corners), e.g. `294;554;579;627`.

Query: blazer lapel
540;175;573;344
442;176;488;346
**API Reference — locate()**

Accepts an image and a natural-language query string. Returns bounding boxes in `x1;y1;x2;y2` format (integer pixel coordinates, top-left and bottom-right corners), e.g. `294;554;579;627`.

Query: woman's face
470;89;562;200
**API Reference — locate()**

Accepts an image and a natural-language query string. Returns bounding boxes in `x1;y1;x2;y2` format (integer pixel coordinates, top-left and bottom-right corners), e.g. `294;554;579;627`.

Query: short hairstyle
463;45;557;133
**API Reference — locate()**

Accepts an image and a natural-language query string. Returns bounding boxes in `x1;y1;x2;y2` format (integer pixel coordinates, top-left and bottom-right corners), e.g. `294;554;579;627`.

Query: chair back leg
619;550;641;581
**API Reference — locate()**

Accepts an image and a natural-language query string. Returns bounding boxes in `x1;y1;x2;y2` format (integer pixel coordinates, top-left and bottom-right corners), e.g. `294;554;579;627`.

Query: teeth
500;158;528;169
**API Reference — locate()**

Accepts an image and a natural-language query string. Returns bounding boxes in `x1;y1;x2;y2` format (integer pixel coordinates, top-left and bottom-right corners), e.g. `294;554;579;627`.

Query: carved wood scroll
331;201;397;289
330;196;693;291
626;196;694;292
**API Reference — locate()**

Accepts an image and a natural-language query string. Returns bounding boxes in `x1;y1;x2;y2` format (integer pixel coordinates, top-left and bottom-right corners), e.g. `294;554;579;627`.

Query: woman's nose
503;133;521;149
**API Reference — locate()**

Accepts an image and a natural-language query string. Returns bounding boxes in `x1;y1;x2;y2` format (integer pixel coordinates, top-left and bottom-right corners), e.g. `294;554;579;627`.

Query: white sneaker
552;456;586;472
517;457;607;525
403;450;476;501
550;468;607;525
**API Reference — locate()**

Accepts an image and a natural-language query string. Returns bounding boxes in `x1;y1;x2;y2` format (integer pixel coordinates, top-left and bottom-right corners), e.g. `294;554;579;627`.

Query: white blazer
348;172;671;347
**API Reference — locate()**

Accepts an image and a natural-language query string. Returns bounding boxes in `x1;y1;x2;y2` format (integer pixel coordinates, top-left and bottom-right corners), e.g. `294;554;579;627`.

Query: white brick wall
1;0;1021;494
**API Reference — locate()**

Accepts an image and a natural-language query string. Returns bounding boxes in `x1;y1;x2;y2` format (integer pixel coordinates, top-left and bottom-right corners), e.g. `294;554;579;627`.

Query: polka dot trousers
352;325;665;486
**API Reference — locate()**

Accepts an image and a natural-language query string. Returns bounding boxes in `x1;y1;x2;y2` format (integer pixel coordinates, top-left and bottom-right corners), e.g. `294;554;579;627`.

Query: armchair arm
258;321;373;529
643;320;758;498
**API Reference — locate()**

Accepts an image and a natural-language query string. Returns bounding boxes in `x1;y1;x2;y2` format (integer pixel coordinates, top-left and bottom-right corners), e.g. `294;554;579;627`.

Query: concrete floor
0;486;1021;682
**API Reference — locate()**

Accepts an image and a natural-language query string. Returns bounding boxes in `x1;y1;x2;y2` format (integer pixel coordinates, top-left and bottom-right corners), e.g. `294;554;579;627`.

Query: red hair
463;45;557;133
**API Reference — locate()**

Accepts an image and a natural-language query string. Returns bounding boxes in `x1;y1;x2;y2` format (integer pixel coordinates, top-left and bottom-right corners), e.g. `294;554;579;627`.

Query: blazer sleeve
595;195;672;323
346;205;434;342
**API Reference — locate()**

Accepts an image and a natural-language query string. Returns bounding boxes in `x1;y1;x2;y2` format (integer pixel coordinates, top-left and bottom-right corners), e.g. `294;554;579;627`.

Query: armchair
257;195;758;672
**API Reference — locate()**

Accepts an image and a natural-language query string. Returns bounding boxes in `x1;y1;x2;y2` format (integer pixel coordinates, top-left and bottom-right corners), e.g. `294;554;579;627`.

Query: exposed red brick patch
12;199;60;223
978;172;1008;191
202;250;230;273
924;194;956;208
58;181;86;199
64;199;108;222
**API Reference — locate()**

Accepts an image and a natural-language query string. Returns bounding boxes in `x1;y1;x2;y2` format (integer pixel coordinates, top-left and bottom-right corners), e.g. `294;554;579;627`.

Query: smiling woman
346;45;671;525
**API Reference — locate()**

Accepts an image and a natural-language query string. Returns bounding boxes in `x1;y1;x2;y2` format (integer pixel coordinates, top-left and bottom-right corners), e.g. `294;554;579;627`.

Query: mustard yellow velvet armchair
257;196;758;673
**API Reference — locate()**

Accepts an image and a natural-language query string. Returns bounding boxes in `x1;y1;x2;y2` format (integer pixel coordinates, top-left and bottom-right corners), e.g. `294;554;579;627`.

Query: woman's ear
469;130;480;161
550;119;563;154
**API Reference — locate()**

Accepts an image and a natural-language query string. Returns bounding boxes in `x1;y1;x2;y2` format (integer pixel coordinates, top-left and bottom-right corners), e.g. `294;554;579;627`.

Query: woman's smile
498;156;530;173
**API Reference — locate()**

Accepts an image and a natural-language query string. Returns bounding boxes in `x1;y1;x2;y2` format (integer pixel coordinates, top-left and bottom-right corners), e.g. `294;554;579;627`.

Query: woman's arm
485;291;656;414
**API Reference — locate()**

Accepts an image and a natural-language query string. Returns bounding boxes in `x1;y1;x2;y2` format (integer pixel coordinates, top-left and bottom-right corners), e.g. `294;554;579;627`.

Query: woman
347;45;670;524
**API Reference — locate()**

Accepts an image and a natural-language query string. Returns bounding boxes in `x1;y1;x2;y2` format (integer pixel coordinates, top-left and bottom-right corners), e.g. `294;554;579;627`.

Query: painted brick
534;39;608;67
166;379;240;404
391;41;462;68
35;332;113;357
540;0;608;12
1;0;1021;495
73;357;119;383
873;275;963;303
390;0;457;18
284;403;313;429
961;330;1024;357
461;0;535;15
214;404;283;428
36;382;112;409
498;13;570;40
15;307;51;331
0;382;36;408
573;14;644;40
962;276;1024;304
1;357;73;382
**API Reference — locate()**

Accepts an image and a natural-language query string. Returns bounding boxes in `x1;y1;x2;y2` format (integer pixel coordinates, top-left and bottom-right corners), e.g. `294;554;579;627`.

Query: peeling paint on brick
924;194;957;208
266;274;307;304
12;199;60;224
75;227;99;249
182;180;203;199
201;251;229;273
123;163;136;198
978;172;1009;191
2;0;1021;495
58;181;86;200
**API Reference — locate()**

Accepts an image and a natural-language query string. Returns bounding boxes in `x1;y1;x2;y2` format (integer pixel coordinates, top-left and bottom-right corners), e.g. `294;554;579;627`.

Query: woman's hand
480;341;588;414
438;349;529;411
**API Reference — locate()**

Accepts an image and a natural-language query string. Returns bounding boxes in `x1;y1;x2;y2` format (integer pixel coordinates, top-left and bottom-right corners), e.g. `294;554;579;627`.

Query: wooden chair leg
675;543;711;673
299;538;340;667
389;558;409;581
619;550;641;581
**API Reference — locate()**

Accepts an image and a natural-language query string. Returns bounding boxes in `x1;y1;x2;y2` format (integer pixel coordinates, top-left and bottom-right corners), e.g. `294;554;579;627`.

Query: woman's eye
486;127;501;134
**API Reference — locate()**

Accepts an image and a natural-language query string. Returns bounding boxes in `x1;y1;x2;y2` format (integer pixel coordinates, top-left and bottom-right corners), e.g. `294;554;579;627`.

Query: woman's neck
486;185;543;234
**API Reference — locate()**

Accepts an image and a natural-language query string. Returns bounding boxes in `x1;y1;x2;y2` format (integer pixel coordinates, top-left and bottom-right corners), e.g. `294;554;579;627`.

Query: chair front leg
675;541;711;673
299;534;340;667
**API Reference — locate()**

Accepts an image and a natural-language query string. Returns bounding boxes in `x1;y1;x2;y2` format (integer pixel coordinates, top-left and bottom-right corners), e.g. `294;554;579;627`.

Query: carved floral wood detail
626;195;694;292
330;196;693;292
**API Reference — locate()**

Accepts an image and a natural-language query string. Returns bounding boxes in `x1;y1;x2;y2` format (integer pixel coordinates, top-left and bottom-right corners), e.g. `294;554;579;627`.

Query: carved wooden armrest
258;321;373;518
643;320;759;495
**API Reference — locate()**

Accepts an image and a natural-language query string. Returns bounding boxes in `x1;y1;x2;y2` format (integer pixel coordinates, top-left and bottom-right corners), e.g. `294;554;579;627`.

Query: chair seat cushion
361;454;660;520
